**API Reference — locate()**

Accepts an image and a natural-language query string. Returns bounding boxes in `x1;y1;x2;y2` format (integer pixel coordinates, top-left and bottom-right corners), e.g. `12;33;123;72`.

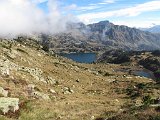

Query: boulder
48;89;56;94
46;76;58;85
0;97;19;114
0;87;8;97
62;87;74;94
19;67;46;83
0;57;18;76
31;91;50;100
27;84;50;100
27;84;35;96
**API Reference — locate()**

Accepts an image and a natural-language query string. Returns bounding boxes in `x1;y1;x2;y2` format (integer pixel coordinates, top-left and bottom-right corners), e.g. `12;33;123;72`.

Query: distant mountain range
140;25;160;33
44;20;160;52
17;20;160;52
87;21;160;50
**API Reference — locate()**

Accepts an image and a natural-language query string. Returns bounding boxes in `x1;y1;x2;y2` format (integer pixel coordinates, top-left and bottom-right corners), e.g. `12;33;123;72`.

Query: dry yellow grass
0;40;159;120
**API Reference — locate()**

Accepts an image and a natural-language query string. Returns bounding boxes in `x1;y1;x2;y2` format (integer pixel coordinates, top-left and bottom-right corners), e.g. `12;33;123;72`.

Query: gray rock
27;84;35;96
0;87;8;97
76;79;80;82
27;84;50;100
49;89;56;94
19;67;46;83
62;87;74;94
31;91;50;100
0;97;19;114
0;58;17;76
46;76;58;85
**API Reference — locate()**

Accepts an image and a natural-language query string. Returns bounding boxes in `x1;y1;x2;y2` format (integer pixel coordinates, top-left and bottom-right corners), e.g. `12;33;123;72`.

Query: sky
0;0;160;38
38;0;160;28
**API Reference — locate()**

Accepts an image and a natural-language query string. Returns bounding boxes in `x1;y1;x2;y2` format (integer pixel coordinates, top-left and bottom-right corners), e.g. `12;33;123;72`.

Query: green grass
19;101;58;120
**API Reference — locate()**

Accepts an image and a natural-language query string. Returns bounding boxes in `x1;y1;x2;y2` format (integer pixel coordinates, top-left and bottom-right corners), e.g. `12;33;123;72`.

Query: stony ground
0;40;159;120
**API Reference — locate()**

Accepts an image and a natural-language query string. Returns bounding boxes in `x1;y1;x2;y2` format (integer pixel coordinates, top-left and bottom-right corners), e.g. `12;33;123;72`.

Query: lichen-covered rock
46;76;58;85
27;84;35;96
0;56;56;85
0;87;8;97
31;91;50;100
62;87;74;94
0;55;46;83
18;67;46;83
0;97;19;114
0;57;18;76
48;89;56;94
26;84;50;100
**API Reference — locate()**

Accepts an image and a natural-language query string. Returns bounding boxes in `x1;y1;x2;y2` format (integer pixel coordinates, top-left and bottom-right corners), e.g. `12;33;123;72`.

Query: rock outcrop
0;97;19;114
27;84;50;100
0;55;56;84
0;87;8;97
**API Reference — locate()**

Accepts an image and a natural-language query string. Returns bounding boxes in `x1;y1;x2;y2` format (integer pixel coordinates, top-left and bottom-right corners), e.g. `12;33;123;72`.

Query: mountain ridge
46;20;160;52
4;20;160;53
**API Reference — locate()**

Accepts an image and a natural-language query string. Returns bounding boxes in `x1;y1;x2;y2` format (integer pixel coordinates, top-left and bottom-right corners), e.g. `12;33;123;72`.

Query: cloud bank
0;0;75;38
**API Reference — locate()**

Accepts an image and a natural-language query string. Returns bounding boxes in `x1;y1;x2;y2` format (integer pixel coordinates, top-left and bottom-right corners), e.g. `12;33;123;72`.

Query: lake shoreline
59;52;97;64
132;69;156;80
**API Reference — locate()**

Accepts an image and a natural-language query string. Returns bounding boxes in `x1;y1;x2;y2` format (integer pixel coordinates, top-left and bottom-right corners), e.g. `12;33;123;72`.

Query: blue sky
0;0;159;37
38;0;160;28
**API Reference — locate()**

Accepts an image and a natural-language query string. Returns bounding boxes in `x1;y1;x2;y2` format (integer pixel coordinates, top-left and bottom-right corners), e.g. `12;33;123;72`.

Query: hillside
0;39;160;120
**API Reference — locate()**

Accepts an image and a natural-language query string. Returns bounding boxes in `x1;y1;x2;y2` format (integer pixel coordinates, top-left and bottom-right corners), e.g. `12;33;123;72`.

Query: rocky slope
0;39;160;120
97;50;160;82
39;20;160;53
139;51;160;82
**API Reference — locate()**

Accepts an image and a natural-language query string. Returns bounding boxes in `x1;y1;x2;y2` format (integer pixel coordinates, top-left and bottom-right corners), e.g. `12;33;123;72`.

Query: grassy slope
0;40;159;120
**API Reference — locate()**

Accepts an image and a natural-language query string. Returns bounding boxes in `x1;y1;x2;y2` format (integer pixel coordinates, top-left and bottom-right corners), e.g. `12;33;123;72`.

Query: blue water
60;53;96;63
134;71;153;79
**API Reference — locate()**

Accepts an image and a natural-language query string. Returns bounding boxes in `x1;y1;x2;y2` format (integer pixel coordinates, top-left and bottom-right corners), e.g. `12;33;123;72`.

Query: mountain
141;25;160;33
87;21;160;50
42;20;160;52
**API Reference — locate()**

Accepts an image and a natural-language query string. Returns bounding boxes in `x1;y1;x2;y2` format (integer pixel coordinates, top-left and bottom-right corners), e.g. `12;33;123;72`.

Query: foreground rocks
0;55;57;85
0;87;8;97
0;97;19;114
62;87;74;94
27;84;50;100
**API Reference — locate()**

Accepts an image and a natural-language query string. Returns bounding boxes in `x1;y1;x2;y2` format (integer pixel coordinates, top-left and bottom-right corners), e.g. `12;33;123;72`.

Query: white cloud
70;0;116;12
32;0;48;3
113;19;160;28
0;0;74;38
64;4;77;11
77;5;101;11
63;4;99;12
78;1;160;24
98;0;116;4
